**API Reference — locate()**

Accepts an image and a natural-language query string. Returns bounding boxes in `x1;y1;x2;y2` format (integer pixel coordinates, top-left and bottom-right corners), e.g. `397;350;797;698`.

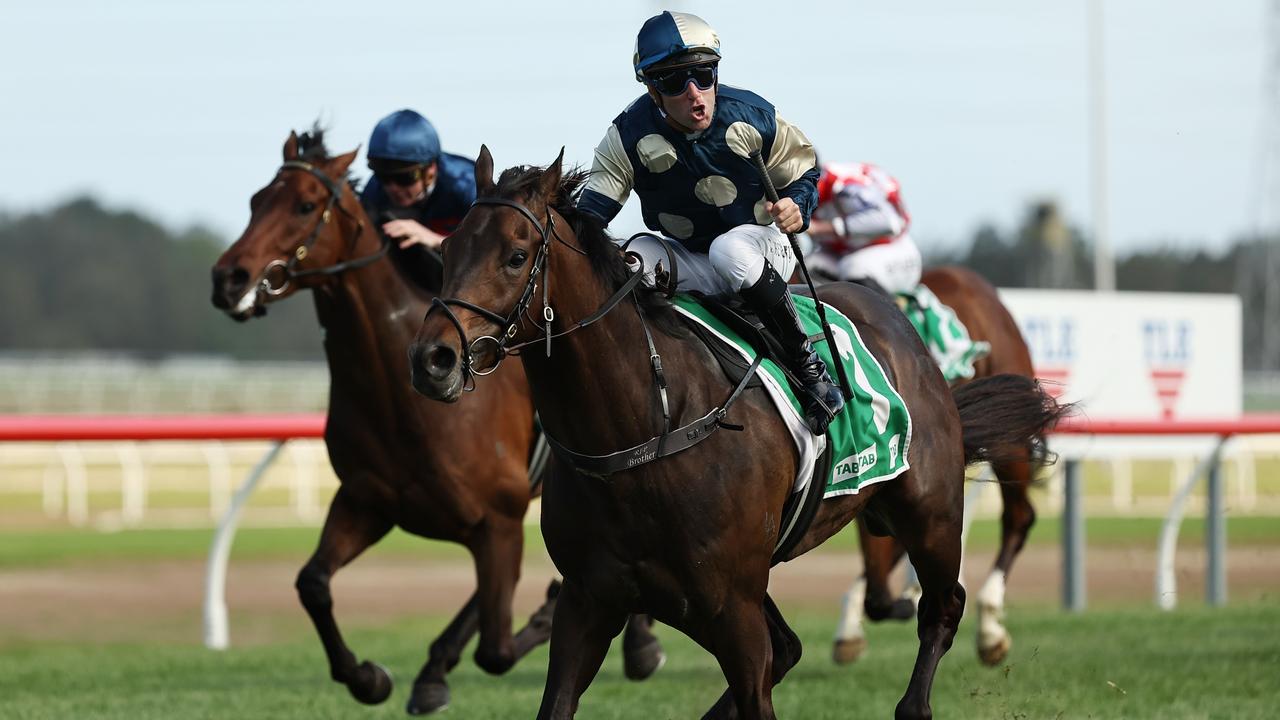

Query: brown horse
833;266;1038;667
408;148;1064;719
209;129;662;714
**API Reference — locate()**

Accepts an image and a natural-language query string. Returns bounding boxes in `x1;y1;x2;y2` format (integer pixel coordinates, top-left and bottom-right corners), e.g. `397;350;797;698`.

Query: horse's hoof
406;681;450;715
888;597;917;621
893;698;932;720
978;633;1011;666
623;637;666;681
346;661;393;705
832;636;867;665
474;646;516;676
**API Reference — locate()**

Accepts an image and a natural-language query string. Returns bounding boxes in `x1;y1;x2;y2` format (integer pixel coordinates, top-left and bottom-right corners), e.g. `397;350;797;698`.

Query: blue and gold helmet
633;11;721;82
367;109;440;166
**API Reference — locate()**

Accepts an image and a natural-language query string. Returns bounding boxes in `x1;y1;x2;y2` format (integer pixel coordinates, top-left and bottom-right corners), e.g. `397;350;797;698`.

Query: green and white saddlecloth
670;294;912;498
897;285;991;384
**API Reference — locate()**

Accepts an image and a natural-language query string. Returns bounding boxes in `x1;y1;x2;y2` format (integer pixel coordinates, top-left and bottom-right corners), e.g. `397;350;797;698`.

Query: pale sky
1;0;1273;254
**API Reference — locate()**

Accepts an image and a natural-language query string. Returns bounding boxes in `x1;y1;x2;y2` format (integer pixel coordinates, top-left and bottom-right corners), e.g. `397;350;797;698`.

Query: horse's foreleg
698;596;777;720
833;574;868;664
295;487;393;705
862;532;914;622
406;593;480;715
469;513;523;675
621;613;666;680
834;525;911;664
536;580;626;720
978;452;1035;666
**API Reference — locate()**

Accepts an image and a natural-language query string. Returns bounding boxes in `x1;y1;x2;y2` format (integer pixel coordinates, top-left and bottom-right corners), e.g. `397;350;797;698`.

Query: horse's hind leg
976;450;1035;666
879;484;965;720
536;580;627;720
406;593;479;714
295;487;393;705
408;576;561;714
622;613;666;680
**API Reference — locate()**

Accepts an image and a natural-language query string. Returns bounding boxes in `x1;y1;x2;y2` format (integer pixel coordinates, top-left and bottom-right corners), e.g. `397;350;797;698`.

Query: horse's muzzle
408;340;464;402
210;265;260;321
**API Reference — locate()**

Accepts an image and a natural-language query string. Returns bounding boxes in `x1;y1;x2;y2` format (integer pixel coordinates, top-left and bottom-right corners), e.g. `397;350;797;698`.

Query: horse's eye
508;249;529;268
298;201;317;215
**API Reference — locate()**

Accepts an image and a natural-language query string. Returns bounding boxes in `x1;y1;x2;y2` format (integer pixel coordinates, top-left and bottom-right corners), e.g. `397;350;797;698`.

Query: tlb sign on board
997;290;1240;420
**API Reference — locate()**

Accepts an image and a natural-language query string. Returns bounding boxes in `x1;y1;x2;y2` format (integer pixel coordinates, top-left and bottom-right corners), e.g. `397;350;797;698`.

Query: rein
429;196;760;478
259;160;389;296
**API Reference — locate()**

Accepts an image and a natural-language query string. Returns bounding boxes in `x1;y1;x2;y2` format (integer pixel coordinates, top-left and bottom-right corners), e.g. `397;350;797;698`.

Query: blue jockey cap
633;11;721;82
367;109;441;165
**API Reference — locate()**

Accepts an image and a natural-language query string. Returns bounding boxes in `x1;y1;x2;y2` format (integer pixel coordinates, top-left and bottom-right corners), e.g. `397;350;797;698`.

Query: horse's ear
330;148;358;176
538;146;565;201
475;144;495;196
283;131;299;161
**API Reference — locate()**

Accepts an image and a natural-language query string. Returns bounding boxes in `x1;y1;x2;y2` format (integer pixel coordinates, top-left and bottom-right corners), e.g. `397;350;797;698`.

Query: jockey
577;10;843;434
807;162;922;296
810;162;991;382
360;109;476;252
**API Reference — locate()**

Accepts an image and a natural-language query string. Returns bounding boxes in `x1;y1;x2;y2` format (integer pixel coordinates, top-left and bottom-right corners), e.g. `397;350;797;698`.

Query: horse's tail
952;374;1071;468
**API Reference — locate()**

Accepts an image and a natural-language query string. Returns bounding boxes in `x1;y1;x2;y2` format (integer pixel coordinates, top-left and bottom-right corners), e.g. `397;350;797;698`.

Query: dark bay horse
408;148;1065;719
834;266;1039;666
210;129;661;714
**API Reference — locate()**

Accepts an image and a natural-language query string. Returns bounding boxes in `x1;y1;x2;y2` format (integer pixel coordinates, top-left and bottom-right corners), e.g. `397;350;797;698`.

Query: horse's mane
296;123;362;194
492;164;686;338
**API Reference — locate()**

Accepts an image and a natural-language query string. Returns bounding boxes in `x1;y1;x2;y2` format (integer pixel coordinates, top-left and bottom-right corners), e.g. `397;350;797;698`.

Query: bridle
427;196;642;386
426;194;761;478
257;160;389;297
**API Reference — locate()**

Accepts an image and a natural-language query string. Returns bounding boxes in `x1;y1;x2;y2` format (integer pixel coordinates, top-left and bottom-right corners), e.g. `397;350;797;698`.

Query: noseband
258;160;388;296
428;197;642;386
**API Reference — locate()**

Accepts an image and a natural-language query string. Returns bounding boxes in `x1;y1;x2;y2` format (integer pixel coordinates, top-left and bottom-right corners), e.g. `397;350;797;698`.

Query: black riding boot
741;262;846;435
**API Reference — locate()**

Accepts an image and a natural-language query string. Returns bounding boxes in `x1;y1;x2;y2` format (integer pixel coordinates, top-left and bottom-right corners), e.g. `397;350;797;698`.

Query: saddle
678;293;834;566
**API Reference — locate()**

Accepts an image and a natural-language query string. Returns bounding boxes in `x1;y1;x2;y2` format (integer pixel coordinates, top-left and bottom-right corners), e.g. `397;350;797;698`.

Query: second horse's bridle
258;160;389;297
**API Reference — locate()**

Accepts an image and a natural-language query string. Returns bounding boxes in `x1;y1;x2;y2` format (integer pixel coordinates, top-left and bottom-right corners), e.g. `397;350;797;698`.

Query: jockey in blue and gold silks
361;109;476;253
577;10;844;435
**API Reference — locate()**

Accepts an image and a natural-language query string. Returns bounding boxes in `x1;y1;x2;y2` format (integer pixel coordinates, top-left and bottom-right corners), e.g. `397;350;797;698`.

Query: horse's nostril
213;266;251;296
427;346;457;375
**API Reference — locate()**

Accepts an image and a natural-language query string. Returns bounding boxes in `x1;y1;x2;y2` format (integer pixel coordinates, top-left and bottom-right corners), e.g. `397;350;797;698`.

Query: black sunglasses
376;167;423;187
646;64;717;96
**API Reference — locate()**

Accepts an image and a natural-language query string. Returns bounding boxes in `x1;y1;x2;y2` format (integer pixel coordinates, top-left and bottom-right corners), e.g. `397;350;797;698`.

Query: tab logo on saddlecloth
833;446;878;484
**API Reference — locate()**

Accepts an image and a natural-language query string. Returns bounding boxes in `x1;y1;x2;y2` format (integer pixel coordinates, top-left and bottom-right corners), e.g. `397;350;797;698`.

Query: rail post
203;440;287;650
1206;442;1227;606
1062;459;1085;612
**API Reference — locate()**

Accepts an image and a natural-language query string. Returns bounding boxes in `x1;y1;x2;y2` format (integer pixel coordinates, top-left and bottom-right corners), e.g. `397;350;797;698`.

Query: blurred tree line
0;197;322;360
928;201;1280;371
2;196;1277;369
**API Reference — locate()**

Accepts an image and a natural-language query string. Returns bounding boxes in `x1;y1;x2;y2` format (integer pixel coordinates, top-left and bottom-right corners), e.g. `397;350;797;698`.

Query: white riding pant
622;224;795;295
808;235;922;295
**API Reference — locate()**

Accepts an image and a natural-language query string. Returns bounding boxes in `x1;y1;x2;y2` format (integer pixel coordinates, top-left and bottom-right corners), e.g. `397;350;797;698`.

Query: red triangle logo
1149;368;1185;419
